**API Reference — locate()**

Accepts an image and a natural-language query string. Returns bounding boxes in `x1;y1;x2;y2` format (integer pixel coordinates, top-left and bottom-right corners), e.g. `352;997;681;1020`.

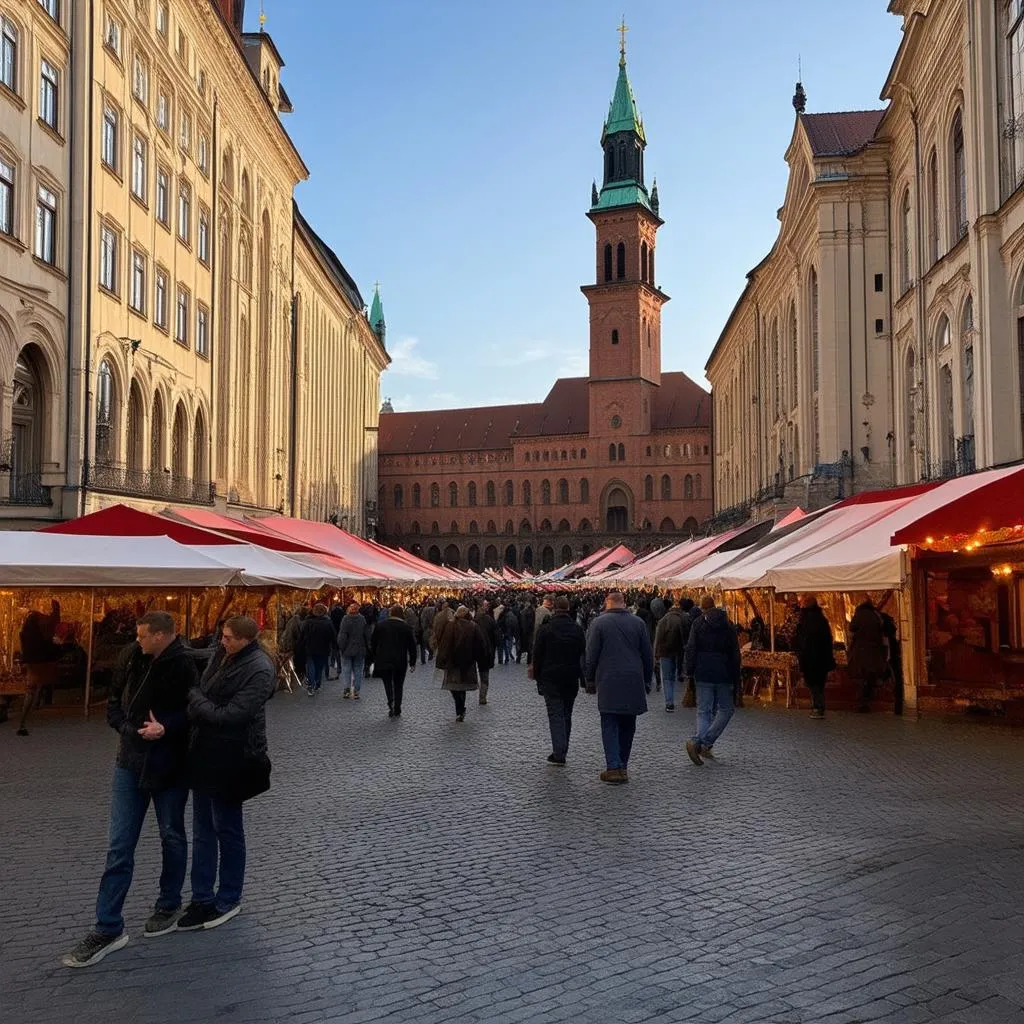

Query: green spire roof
369;283;384;333
602;58;645;145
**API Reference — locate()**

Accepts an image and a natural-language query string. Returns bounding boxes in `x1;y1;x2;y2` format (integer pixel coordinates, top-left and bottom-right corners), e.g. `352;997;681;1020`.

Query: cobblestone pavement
2;662;1023;1024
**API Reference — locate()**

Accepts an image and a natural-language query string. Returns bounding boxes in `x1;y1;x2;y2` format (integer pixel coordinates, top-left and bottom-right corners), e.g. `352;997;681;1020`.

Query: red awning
164;507;326;553
42;503;240;545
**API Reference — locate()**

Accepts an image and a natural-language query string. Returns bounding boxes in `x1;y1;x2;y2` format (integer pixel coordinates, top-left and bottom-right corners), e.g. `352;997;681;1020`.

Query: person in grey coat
584;591;653;784
337;602;372;699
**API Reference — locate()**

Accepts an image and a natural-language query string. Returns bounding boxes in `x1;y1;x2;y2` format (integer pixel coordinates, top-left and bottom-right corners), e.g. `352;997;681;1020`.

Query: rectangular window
131;135;147;201
154;268;168;328
99;224;118;292
156;168;169;225
873;273;883;292
175;286;189;345
38;0;59;22
197;68;206;98
198;207;209;263
132;56;148;104
177;182;190;243
196;305;209;356
198;133;208;174
156;89;169;132
179;109;191;153
1;17;17;92
0;158;13;236
105;16;121;58
130;250;146;313
156;2;168;38
40;60;58;129
176;29;187;63
34;185;56;264
102;105;118;170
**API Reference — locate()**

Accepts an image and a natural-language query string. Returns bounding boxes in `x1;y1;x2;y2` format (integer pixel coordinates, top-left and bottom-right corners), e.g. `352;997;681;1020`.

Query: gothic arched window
430;482;440;508
609;443;617;461
393;484;403;509
448;481;458;507
468;481;477;506
412;483;421;508
486;480;496;506
522;480;531;505
617;443;625;461
644;475;653;501
616;242;626;280
541;479;551;505
661;474;671;500
579;478;589;503
557;478;569;503
603;243;612;282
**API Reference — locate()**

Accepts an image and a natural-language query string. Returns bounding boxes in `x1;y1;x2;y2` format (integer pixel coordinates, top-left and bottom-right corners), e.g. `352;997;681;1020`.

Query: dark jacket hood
702;608;730;630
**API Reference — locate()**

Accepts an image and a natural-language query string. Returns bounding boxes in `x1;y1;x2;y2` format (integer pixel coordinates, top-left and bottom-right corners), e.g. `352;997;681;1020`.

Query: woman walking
435;606;487;723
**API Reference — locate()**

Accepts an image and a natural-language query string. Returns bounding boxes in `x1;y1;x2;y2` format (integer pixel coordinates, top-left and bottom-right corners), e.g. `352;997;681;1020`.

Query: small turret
380;397;394;414
792;80;806;115
650;178;659;216
369;282;386;347
592;181;599;206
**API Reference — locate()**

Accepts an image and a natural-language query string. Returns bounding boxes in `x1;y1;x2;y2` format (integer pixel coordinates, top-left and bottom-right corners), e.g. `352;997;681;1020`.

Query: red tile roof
801;110;885;156
378;373;710;454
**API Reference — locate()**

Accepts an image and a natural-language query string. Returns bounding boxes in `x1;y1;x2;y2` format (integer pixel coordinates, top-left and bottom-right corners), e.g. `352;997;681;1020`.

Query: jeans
479;669;490;703
340;655;364;694
191;789;246;913
544;691;576;759
660;657;679;705
380;665;408;713
95;766;188;935
306;653;328;691
692;682;735;750
600;712;637;770
805;669;827;713
450;690;467;717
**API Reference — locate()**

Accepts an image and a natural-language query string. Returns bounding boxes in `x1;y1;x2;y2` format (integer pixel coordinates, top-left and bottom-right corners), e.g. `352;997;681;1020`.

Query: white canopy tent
192;544;328;590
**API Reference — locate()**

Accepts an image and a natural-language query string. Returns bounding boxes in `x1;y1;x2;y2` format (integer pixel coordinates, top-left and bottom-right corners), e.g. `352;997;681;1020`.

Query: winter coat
518;606;536;649
370;615;417;672
436;617;487;691
187;640;276;795
404;608;422;639
501;608;520;642
329;605;344;632
794;605;836;679
635;605;656;643
584;608;653;716
534;605;553;642
419;605;436;641
280;614;302;654
432;606;454;650
650;596;667;621
654;607;688;659
19;605;61;664
301;615;337;660
337;612;371;658
533;612;586;698
684;608;741;687
107;637;197;790
476;611;498;669
848;603;889;680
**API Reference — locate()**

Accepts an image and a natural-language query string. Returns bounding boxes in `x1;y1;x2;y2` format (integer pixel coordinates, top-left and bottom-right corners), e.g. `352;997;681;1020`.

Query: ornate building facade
377;47;712;571
708;0;1024;519
0;0;387;530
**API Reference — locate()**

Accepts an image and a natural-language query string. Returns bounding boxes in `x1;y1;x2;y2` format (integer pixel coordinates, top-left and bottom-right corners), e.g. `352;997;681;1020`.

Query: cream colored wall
0;0;70;515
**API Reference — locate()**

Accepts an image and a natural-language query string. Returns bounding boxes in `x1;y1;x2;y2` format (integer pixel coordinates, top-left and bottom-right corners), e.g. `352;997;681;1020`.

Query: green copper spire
601;20;645;145
369;282;385;344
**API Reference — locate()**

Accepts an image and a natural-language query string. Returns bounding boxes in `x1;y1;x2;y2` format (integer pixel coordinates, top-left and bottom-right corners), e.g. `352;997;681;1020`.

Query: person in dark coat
63;611;197;968
518;601;536;665
435;606;488;722
584;591;653;785
328;602;345;677
848;598;889;712
288;607;309;684
654;600;689;711
684;596;741;766
179;615;275;933
337;602;372;699
15;600;62;735
532;596;586;764
418;603;436;663
370;605;417;718
793;596;835;719
475;600;498;705
300;604;337;695
500;606;520;664
880;610;903;715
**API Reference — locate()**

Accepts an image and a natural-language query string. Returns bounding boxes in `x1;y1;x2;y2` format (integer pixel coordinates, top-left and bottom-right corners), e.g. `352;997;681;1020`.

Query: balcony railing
925;435;976;482
0;472;53;506
87;462;215;505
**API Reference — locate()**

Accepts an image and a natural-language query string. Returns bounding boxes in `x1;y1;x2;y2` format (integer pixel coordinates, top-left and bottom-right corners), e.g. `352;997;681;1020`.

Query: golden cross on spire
618;16;629;64
259;0;266;31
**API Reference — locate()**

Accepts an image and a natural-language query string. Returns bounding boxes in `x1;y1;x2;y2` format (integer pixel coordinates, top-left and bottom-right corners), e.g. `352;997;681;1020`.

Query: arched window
504;520;514;536
695;473;703;499
467;544;481;572
905;347;918;473
126;381;144;473
151;390;165;475
10;349;45;489
522;480;531;505
541;479;551;504
541;545;555;572
522;545;534;567
649;246;655;282
557;478;569;503
579;479;589;503
448;481;458;507
467;481;477;506
558;518;571;532
240;170;251;217
682;516;699;535
962;296;975;441
609;443;617;461
503;479;513;505
504;545;517;570
171;402;188;481
430;482;440;507
483;544;498;568
617;443;625;461
393;484;403;509
939;363;955;469
616;242;625;279
95;360;117;466
603;243;612;282
935;314;950;351
540;518;552;532
951;110;967;242
193;407;208;484
579;518;592;532
659;518;675;532
412;483;421;508
451;520;460;534
468;520;478;534
486;519;496;533
684;474;694;499
644;475;653;500
431;521;440;534
222;148;234;191
486;480;496;506
519;518;532;534
661;474;671;500
605;487;629;532
641;241;649;282
928;147;940;264
560;544;573;566
900;188;912;292
789;302;798;409
410;521;421;534
427;545;442;565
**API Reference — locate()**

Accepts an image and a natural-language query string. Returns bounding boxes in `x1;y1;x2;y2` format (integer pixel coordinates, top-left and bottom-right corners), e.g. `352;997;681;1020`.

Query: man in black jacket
532;596;586;765
63;612;196;968
475;600;498;705
370;605;417;718
299;604;337;695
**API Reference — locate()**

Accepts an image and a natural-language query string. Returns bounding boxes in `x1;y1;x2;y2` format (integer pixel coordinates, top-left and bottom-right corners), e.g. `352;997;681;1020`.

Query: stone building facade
377;47;712;571
708;0;1024;519
0;0;387;531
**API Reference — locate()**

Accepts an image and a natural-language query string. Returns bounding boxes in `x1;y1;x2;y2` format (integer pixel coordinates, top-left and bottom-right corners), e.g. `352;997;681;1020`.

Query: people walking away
532;596;586;765
432;600;455;655
419;603;436;663
684;596;741;766
584;591;653;785
63;612;196;967
793;596;835;719
848;597;888;713
328;602;345;678
289;607;310;687
370;605;417;718
475;600;498;705
178;616;275;932
15;600;62;736
501;605;520;665
654;599;689;711
880;609;903;715
338;601;371;699
404;604;422;669
531;596;553;667
680;598;699;707
435;605;487;722
519;600;536;665
300;604;337;695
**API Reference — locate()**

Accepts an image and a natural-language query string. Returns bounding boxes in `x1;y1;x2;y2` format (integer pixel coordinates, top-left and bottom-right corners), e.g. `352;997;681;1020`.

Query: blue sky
250;1;903;411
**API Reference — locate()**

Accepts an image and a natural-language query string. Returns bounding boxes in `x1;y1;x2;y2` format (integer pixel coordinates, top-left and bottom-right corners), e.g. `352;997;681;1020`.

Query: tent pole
185;587;192;641
84;589;95;717
769;591;776;653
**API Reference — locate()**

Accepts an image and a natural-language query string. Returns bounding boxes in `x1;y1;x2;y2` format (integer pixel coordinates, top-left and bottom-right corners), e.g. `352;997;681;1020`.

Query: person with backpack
654;598;690;712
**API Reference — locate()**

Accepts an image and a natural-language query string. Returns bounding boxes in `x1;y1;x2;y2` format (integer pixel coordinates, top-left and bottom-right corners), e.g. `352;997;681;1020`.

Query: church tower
581;27;668;438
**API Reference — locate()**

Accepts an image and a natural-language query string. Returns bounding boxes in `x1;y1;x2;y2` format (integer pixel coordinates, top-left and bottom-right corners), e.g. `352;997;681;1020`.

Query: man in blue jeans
337;601;371;699
63;612;196;967
684;596;742;766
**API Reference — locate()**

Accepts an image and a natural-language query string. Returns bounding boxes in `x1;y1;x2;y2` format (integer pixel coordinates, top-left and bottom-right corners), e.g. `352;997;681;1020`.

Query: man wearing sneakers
63;612;197;968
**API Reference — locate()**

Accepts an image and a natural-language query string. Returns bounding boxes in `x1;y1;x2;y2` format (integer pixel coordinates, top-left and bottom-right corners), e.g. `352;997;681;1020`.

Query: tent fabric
164;507;326;553
773;507;806;531
0;534;242;587
43;503;240;546
577;544;636;576
191;545;328;589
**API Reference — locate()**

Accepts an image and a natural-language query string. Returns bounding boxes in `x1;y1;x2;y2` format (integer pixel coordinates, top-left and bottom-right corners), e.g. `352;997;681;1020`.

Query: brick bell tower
581;27;668;438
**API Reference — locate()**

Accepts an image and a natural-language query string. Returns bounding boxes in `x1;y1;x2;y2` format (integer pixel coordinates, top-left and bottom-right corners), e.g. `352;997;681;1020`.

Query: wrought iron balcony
0;472;53;506
87;462;215;505
926;436;976;482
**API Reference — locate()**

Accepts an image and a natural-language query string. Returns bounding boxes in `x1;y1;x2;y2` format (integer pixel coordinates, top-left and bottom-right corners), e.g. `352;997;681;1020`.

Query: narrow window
1;18;17;92
196;305;209;357
644;475;653;501
99;224;118;291
40;59;59;130
0;158;14;236
603;243;612;282
616;242;625;279
34;185;56;264
661;474;671;500
154;268;168;328
951;111;967;242
641;241;649;282
131;136;147;201
102;104;118;170
175;286;190;345
611;329;619;345
617;443;625;461
609;443;617;462
130;250;146;313
156;168;169;225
